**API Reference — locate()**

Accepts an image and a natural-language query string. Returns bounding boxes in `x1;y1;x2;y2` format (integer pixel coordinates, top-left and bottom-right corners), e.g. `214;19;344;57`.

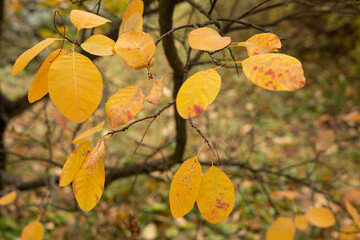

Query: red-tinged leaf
266;217;295;240
176;69;221;119
72;121;105;144
59;141;92;187
315;130;335;153
345;201;360;229
70;10;111;30
105;85;145;127
188;27;231;51
85;139;105;170
242;53;306;91
145;74;166;105
196;166;235;224
0;191;17;206
238;33;281;56
169;157;202;218
20;221;44;240
305;207;335;228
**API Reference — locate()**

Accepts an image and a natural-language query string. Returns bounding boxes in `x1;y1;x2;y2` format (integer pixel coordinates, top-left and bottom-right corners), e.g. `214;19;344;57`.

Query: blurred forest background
1;0;360;239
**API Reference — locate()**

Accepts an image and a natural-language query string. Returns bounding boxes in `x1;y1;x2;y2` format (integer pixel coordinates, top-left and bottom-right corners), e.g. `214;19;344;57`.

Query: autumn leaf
28;49;66;103
196;166;235;224
266;217;295;240
85;139;105;170
0;191;17;206
305;207;335;228
169;157;202;218
105;85;145;127
126;58;155;70
81;34;115;56
119;0;143;35
48;51;103;123
238;33;281;56
295;214;309;231
115;30;155;69
242;53;306;91
345;201;360;229
70;10;111;30
176;69;221;119
59;141;92;187
315;130;335;153
12;38;59;76
72;121;105;144
73;148;105;212
341;225;358;239
270;190;299;200
188;27;231;51
20;221;44;240
145;74;166;105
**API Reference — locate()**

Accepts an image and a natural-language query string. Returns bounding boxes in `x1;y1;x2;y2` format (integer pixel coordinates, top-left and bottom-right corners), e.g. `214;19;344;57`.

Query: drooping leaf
238;33;281;56
12;38;59;76
345;201;360;229
85;139;105;170
70;10;111;30
81;34;115;56
188;27;231;51
59;141;92;187
176;69;221;119
72;121;105;144
105;85;145;127
73;149;105;212
169;157;202;218
270;190;299;200
28;49;66;103
242;53;306;91
119;0;143;35
145;74;166;105
0;191;17;206
315;130;335;153
20;221;44;240
305;207;335;228
114;30;155;68
48;51;103;123
295;214;309;231
266;217;295;240
196;166;235;224
126;58;155;70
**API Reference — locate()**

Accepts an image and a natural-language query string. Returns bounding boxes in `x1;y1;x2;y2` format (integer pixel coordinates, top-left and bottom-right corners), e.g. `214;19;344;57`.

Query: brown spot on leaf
265;69;276;78
193;105;204;115
277;73;283;77
253;66;258;71
216;198;229;211
126;111;133;120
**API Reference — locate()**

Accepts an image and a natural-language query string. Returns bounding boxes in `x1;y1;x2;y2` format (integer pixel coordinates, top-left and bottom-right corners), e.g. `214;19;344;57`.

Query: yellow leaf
169;157;202;218
341;225;358;239
81;34;115;56
59;141;92;187
176;69;221;119
239;33;282;56
48;51;103;123
266;217;295;240
119;0;143;35
72;121;105;144
242;53;306;91
345;201;360;229
0;191;17;205
315;130;335;153
12;38;59;76
126;57;155;70
85;139;105;170
188;27;231;51
70;10;111;30
270;190;299;200
105;85;145;127
73;149;105;212
305;207;335;228
196;166;235;224
114;30;155;68
20;221;44;240
294;214;309;231
28;49;66;103
145;74;166;105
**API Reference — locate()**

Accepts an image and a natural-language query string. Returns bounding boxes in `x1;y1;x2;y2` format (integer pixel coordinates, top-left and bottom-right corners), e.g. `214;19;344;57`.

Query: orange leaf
270;190;299;200
305;207;335;228
70;10;111;30
85;139;105;170
51;109;68;131
20;221;44;240
238;33;281;56
145;74;166;105
345;201;360;229
341;225;358;239
59;141;92;187
169;157;202;218
105;85;145;127
0;191;17;206
196;166;235;224
12;38;59;76
188;27;231;51
72;121;105;144
266;217;295;240
81;34;115;56
119;0;143;35
126;57;155;70
294;214;309;230
315;130;335;153
28;49;66;103
242;53;306;91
